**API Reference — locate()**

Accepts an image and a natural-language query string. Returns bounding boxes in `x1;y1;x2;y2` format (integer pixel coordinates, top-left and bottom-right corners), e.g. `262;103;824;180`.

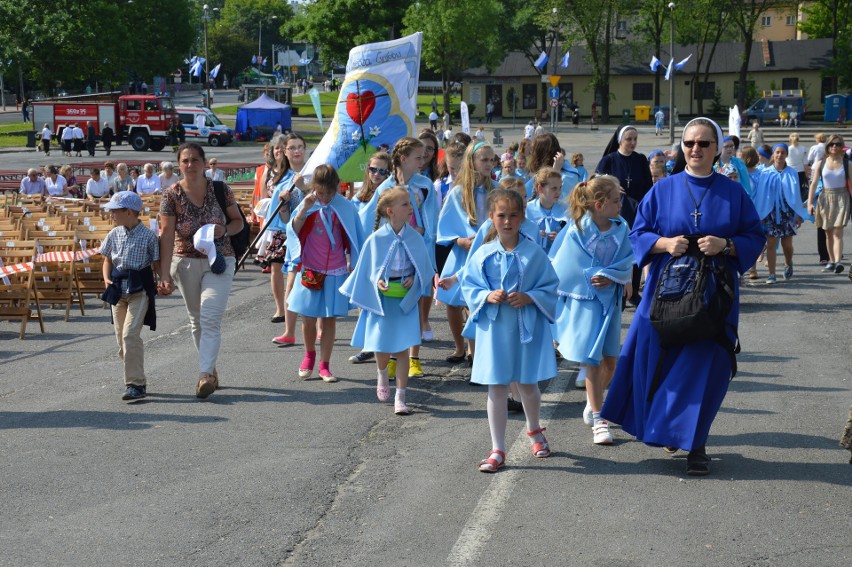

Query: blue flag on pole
533;51;549;70
674;54;692;70
664;57;674;81
210;64;221;79
650;56;661;72
560;51;570;69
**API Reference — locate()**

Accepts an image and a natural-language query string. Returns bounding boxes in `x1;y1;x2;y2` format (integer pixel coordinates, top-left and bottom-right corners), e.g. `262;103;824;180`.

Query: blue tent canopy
234;93;292;136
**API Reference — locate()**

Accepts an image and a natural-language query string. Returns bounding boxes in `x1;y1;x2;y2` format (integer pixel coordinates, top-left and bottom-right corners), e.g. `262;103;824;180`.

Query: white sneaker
592;420;613;445
583;400;594;427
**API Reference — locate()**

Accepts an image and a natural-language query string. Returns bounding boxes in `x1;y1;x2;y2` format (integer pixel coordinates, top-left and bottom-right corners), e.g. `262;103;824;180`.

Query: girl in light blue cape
357;138;441;378
715;137;753;197
340;187;435;415
351;151;390;213
287;165;364;382
436;142;496;364
459;188;559;473
523;132;581;200
549;176;634;446
526;167;569;253
751;143;813;283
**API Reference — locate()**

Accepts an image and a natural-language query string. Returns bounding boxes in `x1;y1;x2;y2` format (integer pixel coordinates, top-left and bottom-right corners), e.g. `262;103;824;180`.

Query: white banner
301;32;423;182
460;101;470;135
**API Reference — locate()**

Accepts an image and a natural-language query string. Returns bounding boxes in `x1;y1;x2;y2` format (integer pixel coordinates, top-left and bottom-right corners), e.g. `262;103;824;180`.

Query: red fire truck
32;94;178;152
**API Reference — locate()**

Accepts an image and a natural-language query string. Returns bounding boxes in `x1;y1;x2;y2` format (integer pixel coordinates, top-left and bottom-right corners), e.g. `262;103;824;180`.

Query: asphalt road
1;128;850;566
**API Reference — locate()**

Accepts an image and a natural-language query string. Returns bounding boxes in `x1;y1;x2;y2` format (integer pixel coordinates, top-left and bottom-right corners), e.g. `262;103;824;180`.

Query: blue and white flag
674;54;692;70
560;51;570;69
664;57;674;81
533;51;549;70
251;55;257;64
209;63;221;79
190;60;204;77
298;58;313;66
301;32;422;183
262;57;268;67
650;56;661;72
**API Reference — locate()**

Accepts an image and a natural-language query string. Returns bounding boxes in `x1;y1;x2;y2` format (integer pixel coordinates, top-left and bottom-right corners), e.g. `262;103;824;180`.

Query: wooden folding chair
74;230;109;305
32;237;85;320
0;240;44;338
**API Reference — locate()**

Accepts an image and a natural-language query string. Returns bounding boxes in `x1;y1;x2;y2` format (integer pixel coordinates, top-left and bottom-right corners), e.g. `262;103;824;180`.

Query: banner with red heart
346;91;376;125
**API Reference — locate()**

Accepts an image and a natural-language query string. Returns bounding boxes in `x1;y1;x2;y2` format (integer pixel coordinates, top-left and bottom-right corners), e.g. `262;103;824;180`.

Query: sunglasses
827;142;844;148
368;166;389;176
683;140;713;149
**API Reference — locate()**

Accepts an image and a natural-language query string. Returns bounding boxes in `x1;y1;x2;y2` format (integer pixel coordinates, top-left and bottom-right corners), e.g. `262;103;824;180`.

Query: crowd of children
102;122;850;476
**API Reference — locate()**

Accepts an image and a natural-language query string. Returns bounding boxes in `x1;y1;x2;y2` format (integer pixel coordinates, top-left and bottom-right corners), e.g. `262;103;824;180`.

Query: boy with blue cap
101;191;160;401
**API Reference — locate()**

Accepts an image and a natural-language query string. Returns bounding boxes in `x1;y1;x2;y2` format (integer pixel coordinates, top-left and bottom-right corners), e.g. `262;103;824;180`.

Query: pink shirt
302;209;347;274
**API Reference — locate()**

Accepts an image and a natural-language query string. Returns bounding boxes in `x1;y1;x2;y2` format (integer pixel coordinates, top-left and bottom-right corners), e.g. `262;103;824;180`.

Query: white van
175;106;233;147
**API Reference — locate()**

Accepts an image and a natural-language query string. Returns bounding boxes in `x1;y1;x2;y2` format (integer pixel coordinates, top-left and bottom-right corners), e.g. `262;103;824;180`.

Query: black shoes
686;446;710;476
122;385;146;401
507;398;524;413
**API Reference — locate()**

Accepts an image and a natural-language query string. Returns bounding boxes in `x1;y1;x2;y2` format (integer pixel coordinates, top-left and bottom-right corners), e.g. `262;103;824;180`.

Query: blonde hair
373;186;409;231
569;175;621;230
390;136;424;184
570;152;584;167
483;189;526;243
357;151;390;203
533;167;562;198
457;142;494;226
437;141;467;178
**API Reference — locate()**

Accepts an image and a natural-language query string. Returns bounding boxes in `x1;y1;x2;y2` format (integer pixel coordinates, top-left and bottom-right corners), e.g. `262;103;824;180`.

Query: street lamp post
551;7;558;133
203;4;211;106
669;2;676;145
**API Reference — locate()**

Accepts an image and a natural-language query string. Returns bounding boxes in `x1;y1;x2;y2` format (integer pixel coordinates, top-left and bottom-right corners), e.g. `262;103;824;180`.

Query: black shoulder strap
212;180;230;220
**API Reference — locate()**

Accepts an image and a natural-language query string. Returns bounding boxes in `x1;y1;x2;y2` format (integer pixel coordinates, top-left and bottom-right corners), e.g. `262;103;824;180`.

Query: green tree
630;0;669;109
284;0;411;70
725;0;786;110
499;0;556;73
799;0;852;91
403;0;506;117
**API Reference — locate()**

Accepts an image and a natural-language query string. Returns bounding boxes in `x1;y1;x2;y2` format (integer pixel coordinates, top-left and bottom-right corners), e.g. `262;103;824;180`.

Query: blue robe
751;164;813;223
266;170;304;233
340;223;435;354
460;237;559;385
358;173;440;269
550;213;634;365
526;198;569;253
601;171;765;451
435;182;493;306
596;151;654;203
576;165;589;182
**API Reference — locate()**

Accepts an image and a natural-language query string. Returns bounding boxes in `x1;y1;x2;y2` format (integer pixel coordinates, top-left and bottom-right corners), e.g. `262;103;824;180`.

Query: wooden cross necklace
682;172;716;229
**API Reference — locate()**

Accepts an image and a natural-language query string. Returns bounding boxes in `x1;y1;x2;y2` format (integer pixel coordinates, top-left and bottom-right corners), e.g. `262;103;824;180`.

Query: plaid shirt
100;222;159;295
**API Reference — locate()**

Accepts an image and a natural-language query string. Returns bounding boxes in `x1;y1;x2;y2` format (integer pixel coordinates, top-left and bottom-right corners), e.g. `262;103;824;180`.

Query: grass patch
0;122;31;134
0;135;28;147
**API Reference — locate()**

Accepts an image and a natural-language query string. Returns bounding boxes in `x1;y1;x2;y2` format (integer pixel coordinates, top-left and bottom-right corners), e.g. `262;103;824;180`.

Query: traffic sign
548;75;561;87
549;98;559;108
548;87;559;99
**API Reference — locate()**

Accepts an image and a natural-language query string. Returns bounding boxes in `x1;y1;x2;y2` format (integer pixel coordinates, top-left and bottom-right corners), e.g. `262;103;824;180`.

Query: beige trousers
112;291;149;386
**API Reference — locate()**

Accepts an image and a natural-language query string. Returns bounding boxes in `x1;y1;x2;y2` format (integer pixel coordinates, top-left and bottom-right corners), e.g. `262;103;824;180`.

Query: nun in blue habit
601;117;766;476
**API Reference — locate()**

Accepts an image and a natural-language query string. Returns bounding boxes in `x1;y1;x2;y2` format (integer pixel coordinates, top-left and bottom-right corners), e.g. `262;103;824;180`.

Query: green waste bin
622;109;630;124
26;131;36;148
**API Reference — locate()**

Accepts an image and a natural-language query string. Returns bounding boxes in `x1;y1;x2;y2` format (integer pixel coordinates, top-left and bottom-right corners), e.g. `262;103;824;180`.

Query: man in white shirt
524;121;535;139
20;169;47;196
534;122;544;137
195;113;206;131
85;168;111;199
40;123;52;156
135;163;162;194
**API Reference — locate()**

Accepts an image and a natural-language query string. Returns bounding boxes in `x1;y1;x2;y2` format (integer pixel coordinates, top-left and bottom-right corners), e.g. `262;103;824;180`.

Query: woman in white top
786;132;807;199
40;123;52;156
44;165;68;196
135;163;161;194
158;161;180;190
205;158;226;182
807;134;852;274
85;168;111;200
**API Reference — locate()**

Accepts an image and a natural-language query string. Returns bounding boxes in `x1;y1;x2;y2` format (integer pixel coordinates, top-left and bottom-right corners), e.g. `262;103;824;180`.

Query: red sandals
478;449;506;473
527;428;552;458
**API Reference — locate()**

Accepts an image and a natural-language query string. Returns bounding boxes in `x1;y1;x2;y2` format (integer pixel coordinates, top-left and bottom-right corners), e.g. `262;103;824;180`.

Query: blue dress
550;213;634;365
526;198;569;254
340;223;435;354
524;165;582;201
601;171;765;451
751;165;813;237
460;238;559;385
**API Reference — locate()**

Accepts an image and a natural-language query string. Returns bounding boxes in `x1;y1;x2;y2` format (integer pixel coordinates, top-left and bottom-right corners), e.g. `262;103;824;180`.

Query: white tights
487;383;543;452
